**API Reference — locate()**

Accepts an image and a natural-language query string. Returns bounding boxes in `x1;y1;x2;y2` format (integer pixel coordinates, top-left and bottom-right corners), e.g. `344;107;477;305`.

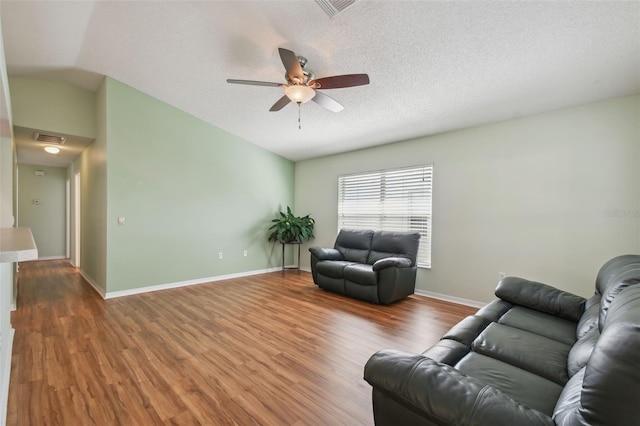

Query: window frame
337;164;433;268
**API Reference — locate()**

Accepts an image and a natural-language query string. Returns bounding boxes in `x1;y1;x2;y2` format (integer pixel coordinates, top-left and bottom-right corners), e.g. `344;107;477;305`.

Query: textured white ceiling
1;1;639;162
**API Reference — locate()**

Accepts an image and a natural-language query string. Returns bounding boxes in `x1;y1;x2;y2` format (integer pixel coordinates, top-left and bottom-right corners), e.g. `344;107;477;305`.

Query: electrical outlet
243;250;248;257
218;252;223;260
499;272;506;280
118;216;125;225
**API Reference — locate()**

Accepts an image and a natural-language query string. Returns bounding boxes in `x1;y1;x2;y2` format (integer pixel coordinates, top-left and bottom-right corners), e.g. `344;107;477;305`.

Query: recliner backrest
593;256;640;329
334;229;374;263
367;231;421;266
553;283;640;425
594;254;640;296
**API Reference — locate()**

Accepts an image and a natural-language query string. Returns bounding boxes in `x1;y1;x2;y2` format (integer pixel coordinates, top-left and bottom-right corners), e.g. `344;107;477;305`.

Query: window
338;164;433;267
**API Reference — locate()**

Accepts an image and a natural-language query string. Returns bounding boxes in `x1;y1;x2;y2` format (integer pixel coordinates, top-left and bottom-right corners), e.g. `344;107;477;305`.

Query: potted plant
268;206;315;243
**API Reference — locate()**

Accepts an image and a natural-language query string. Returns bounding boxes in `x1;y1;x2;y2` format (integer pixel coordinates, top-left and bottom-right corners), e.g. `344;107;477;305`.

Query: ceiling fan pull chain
298;102;302;130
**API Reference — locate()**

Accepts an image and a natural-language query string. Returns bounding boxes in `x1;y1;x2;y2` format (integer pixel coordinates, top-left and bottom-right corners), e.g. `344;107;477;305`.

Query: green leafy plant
268;206;315;243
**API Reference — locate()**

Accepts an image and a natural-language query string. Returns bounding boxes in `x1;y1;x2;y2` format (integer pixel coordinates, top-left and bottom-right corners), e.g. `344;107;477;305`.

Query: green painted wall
17;164;66;258
104;78;293;292
8;77;96;138
73;79;107;293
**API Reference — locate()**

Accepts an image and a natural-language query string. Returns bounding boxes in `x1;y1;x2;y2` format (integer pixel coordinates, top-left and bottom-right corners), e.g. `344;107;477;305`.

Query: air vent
34;132;66;144
315;0;358;18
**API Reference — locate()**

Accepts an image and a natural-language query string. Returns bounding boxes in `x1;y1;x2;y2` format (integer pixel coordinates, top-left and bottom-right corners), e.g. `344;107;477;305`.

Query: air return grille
34;132;66;144
315;0;358;18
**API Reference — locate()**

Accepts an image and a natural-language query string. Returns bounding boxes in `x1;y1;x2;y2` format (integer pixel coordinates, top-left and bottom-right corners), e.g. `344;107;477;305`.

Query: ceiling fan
227;48;369;113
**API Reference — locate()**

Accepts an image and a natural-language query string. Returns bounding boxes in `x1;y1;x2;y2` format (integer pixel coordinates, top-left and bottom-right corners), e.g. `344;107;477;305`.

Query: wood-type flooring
8;260;476;425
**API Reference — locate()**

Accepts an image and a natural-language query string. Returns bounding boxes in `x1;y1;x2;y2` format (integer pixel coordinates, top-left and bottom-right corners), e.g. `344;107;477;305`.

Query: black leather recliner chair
309;229;420;304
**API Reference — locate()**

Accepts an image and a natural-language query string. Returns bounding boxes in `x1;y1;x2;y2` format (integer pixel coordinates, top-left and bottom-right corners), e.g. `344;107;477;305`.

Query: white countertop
0;227;38;263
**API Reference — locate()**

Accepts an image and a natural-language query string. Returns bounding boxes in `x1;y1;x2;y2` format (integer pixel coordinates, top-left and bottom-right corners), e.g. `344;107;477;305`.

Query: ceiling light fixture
284;85;316;104
44;146;60;154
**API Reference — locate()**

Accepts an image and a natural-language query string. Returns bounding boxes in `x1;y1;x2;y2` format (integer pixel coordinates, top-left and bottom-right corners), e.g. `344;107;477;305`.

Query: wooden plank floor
8;260;477;425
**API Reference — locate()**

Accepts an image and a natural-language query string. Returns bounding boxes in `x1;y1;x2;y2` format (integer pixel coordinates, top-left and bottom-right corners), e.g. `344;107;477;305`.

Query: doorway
70;172;80;267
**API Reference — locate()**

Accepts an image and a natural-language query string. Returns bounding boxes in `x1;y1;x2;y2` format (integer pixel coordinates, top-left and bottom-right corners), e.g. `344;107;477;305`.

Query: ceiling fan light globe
284;85;316;104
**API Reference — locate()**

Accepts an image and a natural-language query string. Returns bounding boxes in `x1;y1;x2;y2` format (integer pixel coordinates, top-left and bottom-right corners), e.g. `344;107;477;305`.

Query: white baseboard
1;327;15;424
414;289;485;308
37;256;67;261
104;267;286;299
80;266;481;309
78;269;106;298
299;267;481;307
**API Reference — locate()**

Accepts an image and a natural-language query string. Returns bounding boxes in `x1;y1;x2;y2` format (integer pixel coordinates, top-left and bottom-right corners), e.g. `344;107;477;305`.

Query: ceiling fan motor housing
285;56;315;85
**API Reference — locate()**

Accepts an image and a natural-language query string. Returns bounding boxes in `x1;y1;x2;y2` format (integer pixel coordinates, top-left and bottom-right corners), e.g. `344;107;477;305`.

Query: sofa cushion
498;306;577;346
495;277;585;322
442;315;492;347
343;263;377;286
567;327;599;377
552;367;585;424
345;281;379;303
308;247;343;261
317;276;346;294
334;229;374;263
455;352;564;416
422;339;470;366
367;231;420;266
365;351;555;426
372;257;411;271
472;323;571;385
576;300;600;339
315;260;354;278
475;299;513;321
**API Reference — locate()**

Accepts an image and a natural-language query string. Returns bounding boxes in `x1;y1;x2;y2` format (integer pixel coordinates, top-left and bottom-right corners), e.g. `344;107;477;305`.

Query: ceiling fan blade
278;48;304;84
269;95;291;112
227;79;282;87
310;74;370;89
312;91;344;113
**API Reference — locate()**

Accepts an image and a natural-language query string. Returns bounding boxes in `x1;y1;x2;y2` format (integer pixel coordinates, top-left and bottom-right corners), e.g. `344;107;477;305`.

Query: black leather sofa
308;229;420;304
364;254;640;425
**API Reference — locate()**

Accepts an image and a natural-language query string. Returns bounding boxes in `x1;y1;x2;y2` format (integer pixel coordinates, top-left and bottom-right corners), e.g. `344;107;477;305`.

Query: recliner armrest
495;277;586;322
308;247;344;261
364;349;554;426
372;257;411;271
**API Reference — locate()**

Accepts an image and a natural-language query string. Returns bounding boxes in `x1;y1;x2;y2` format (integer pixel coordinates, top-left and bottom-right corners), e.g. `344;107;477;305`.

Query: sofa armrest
364;349;554;426
495;277;586;322
372;257;412;271
308;247;344;261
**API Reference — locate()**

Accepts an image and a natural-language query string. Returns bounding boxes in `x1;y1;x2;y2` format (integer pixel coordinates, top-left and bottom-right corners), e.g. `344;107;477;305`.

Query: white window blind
338;164;433;267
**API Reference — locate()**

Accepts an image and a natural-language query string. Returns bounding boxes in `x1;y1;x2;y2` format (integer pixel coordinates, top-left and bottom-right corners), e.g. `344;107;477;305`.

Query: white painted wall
295;95;640;303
